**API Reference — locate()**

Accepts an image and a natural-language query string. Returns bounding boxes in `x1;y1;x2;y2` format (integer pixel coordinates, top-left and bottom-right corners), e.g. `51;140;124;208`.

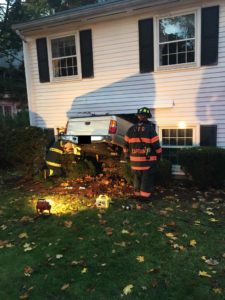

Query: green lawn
0;186;224;300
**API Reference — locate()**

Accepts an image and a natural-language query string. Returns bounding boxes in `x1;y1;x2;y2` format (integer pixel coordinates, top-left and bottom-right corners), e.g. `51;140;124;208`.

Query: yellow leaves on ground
19;232;28;239
81;267;88;273
24;266;33;277
64;220;73;228
23;243;34;252
190;240;197;247
213;288;222;294
209;218;219;222
61;283;70;290
136;256;144;263
198;271;212;278
165;232;177;240
201;256;219;266
172;244;185;251
121;229;130;234
123;284;134;295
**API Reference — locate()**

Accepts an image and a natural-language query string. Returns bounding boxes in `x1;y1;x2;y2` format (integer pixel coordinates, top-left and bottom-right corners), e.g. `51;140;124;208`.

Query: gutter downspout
15;29;36;126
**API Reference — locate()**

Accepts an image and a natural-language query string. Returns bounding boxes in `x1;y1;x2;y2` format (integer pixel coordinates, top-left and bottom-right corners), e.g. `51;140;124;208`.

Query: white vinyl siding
24;0;225;148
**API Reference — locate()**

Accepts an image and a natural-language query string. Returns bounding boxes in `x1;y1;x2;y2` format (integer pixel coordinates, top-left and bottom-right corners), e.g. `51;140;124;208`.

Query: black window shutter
79;29;94;78
138;18;154;73
200;125;217;146
201;6;219;66
36;38;50;83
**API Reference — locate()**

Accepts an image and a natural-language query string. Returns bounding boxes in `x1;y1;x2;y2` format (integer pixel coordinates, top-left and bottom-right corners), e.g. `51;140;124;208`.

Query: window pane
187;51;195;62
169;54;177;64
178;53;185;64
170;138;176;145
186;138;193;146
178;129;185;137
162;129;169;137
170;129;177;137
159;14;195;43
186;129;193;137
52;36;76;58
169;42;176;54
4;106;12;117
178;41;186;52
178;138;185;145
162;138;170;145
161;55;168;66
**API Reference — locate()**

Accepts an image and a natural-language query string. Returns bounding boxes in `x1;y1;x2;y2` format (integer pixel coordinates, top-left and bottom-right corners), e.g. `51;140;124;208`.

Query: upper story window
157;12;197;70
51;35;78;78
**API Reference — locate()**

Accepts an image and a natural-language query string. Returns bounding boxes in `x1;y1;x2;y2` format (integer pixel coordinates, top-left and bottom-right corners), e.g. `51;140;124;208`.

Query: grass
0;186;224;300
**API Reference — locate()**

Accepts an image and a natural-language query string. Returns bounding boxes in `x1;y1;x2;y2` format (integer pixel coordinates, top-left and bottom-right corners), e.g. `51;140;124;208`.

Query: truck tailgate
66;116;113;136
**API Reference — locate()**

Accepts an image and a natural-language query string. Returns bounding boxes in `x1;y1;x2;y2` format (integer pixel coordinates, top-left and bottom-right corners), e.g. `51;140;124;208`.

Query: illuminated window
160;128;194;164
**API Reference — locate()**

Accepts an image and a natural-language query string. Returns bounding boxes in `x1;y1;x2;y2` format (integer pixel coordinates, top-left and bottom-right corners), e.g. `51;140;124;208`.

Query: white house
12;0;225;164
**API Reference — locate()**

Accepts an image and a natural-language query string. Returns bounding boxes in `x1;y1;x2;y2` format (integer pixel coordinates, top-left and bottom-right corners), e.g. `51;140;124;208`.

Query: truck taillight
108;120;117;134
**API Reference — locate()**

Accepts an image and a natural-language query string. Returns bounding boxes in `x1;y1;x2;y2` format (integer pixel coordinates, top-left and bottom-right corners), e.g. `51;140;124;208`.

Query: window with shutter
37;30;94;82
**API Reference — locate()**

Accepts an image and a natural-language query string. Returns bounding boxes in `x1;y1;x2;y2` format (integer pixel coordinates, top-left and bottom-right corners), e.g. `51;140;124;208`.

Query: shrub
119;159;172;187
155;159;172;187
178;147;225;188
1;126;48;177
0;109;29;130
63;157;98;179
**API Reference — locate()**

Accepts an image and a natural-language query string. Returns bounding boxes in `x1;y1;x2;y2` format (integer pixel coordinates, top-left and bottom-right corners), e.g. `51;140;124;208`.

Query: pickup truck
61;115;133;158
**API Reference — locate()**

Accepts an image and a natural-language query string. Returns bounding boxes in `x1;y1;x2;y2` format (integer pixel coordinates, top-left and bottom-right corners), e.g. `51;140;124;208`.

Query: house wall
24;0;225;147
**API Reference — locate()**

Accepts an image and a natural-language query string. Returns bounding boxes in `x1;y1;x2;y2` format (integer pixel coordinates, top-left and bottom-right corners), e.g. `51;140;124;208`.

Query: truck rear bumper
61;134;112;144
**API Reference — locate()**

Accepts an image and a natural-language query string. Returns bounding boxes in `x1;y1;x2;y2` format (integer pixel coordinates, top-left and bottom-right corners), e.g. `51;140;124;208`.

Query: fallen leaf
19;232;28;239
165;232;177;240
205;258;219;266
209;218;219;222
136;256;144;263
198;271;212;278
123;284;134;295
213;288;222;294
0;240;8;248
1;224;7;230
64;221;72;228
19;293;29;299
190;240;197;247
114;241;126;247
121;229;130;234
81;267;88;273
24;266;33;277
61;283;70;290
105;227;113;236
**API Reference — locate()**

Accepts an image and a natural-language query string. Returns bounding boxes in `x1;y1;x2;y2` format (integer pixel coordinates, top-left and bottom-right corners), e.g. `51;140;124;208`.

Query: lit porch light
178;121;187;129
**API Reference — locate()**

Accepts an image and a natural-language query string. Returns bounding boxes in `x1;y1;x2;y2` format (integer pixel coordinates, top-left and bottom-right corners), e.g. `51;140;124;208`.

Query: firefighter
123;107;162;202
44;140;81;179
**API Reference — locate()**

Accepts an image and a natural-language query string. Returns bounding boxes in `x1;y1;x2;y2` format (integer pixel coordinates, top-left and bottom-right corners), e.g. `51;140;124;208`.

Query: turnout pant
132;168;155;199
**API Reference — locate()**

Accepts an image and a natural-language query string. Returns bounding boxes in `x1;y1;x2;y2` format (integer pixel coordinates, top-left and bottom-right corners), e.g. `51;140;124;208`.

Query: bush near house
178;147;225;188
62;154;98;179
120;159;172;187
0;126;48;177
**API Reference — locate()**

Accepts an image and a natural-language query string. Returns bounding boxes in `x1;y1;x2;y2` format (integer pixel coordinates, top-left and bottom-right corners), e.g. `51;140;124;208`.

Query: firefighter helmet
137;107;152;118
